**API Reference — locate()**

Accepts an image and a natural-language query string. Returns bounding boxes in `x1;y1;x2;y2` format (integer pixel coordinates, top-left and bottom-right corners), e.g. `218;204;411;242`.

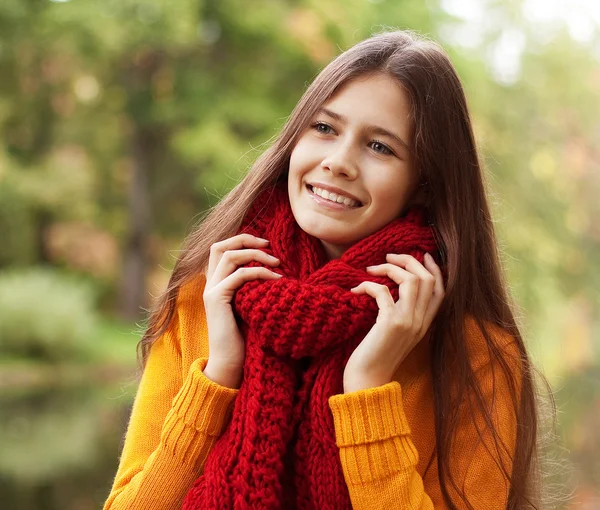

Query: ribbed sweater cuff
328;382;419;485
160;358;239;468
328;381;411;447
170;357;239;436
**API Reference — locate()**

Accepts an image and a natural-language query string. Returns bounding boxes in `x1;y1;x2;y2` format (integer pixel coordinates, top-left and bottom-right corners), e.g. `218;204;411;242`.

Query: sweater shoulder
464;313;519;359
175;272;210;367
464;312;519;349
177;272;207;312
463;313;523;382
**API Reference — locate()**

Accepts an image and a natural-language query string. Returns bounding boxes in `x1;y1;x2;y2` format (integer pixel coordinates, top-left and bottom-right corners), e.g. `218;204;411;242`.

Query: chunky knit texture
103;284;521;510
103;184;522;510
182;180;439;509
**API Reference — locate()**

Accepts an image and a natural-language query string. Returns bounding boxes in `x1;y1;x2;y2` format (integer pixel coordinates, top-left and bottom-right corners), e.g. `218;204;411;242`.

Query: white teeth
310;186;360;207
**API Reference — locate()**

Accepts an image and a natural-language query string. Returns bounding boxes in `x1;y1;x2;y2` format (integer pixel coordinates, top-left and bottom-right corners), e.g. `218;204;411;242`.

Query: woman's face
288;73;420;260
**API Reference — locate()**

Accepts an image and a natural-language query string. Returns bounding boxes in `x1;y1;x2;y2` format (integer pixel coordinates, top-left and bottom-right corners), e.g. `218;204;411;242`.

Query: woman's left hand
344;253;445;393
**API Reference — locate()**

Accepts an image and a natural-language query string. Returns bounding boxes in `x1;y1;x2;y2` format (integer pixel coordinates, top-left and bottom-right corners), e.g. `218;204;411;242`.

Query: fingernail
425;253;433;262
258;238;269;243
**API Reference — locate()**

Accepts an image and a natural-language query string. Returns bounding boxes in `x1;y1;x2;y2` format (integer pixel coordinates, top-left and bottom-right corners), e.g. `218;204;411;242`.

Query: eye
370;140;394;156
311;121;335;135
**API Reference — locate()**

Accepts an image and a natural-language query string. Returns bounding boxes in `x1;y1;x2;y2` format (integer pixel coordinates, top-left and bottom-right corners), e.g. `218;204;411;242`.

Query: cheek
288;149;302;177
368;174;414;213
369;175;398;200
289;138;320;174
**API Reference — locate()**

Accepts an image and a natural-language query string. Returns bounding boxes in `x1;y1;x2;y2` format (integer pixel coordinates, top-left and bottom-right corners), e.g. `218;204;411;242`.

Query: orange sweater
104;274;521;509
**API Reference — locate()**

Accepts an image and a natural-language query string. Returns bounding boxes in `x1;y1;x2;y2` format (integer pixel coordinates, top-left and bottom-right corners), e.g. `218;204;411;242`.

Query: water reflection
0;379;135;510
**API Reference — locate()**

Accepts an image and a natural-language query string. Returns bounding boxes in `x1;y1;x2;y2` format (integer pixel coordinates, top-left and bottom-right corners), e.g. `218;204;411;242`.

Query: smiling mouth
305;184;364;208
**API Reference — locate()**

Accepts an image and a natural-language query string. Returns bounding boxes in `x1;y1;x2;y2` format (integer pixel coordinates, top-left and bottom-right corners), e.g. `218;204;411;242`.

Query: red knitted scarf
182;180;440;509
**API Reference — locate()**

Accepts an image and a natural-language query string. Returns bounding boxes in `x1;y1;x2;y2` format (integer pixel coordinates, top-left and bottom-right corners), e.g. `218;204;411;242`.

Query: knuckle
406;273;418;283
424;274;435;284
210;241;223;255
222;249;235;261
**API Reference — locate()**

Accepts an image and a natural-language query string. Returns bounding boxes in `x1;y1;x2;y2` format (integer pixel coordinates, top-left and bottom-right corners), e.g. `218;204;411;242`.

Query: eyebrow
316;107;410;151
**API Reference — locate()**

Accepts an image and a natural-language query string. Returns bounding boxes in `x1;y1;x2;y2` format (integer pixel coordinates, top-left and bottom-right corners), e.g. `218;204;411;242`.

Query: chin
297;220;357;244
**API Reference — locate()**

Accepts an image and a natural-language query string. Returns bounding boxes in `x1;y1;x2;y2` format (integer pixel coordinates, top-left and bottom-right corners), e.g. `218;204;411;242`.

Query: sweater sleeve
329;382;435;509
328;338;521;509
103;317;239;510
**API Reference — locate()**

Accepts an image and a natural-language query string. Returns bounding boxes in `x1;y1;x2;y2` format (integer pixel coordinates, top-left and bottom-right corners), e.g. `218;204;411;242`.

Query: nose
320;141;358;179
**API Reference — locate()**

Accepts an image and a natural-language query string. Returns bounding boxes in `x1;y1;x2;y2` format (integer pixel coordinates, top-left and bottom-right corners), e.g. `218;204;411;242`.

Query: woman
104;29;549;509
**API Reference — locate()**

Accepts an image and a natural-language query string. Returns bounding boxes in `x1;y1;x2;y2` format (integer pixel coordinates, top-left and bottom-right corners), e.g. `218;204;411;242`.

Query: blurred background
0;0;598;508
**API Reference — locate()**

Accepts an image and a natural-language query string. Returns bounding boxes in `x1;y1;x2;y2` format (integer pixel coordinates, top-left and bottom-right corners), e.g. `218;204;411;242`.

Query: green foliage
0;0;597;507
0;0;596;362
0;170;37;267
0;268;98;362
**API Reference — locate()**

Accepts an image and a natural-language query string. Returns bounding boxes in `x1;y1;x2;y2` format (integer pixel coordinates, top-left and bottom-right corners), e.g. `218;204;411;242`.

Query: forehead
321;74;412;134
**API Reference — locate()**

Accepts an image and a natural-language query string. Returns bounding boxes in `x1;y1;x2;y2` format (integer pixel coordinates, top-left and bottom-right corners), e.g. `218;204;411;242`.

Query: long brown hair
137;29;555;509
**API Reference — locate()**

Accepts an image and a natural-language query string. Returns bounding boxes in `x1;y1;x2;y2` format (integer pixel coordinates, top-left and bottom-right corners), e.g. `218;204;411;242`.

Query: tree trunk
118;128;151;321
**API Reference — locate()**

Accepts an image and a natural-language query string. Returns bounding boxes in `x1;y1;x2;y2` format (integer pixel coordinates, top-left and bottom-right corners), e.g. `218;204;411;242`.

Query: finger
385;254;434;283
422;253;445;326
366;264;419;313
384;254;436;322
350;281;396;314
211;249;280;286
366;262;413;283
423;253;444;297
214;267;283;300
207;234;269;281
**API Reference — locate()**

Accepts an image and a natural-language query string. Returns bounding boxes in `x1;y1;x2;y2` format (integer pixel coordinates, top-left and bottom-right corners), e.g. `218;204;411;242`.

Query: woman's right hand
202;233;282;389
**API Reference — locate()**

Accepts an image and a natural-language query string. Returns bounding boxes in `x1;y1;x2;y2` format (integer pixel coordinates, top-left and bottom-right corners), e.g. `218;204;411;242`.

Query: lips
305;184;364;211
305;184;363;208
307;182;363;204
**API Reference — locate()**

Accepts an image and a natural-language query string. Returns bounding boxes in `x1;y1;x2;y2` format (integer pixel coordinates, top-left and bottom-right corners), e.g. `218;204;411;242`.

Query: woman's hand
344;253;445;393
202;233;282;389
